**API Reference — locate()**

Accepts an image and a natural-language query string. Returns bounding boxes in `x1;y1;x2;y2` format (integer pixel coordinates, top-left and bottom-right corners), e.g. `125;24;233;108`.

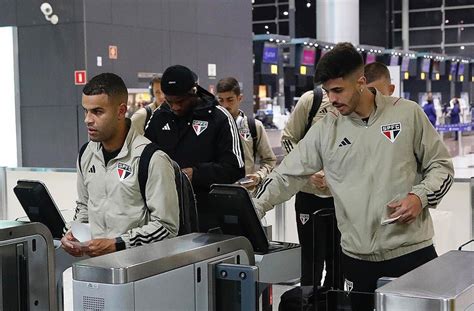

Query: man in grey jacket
61;73;179;257
254;43;453;309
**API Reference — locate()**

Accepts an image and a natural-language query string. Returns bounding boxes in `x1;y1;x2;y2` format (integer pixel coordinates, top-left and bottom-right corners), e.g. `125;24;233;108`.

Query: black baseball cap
161;65;197;96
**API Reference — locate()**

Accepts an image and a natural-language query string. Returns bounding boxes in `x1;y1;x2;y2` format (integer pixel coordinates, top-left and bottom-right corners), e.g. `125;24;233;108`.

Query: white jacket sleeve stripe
216;105;245;168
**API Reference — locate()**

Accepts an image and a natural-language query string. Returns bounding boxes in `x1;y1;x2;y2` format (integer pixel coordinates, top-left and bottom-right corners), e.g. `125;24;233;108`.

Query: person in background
131;75;166;135
423;92;437;127
61;73;179;257
449;97;461;140
280;78;336;287
145;65;245;232
364;62;395;96
216;77;276;191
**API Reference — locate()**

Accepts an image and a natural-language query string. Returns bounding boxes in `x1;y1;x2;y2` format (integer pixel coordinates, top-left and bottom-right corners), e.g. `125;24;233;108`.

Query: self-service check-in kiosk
0;221;57;310
72;185;301;310
376;250;474;310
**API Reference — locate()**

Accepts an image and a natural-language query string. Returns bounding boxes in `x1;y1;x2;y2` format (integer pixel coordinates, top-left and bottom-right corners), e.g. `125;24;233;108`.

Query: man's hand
388;193;423;224
182;167;193;181
60;231;84;257
83;238;116;257
309;171;327;190
242;174;261;189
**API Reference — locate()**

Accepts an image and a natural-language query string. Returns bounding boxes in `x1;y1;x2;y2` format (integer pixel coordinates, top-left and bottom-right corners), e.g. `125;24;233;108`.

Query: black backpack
247;116;258;160
78;142;199;236
304;86;324;135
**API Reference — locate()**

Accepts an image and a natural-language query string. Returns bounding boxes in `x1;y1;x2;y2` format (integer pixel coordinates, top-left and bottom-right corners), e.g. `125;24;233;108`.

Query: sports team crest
381;122;401;143
300;213;310;225
344;279;354;293
117;162;132;180
192;120;208;136
239;128;251;140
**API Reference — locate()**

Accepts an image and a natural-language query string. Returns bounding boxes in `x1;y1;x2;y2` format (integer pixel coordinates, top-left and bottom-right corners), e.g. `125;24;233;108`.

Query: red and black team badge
117;162;132;181
239;128;251;141
192;120;208;136
381;122;401;143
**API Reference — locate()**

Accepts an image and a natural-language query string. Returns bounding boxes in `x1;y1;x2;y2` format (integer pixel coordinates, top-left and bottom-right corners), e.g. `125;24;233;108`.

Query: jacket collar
348;87;387;126
159;94;218;118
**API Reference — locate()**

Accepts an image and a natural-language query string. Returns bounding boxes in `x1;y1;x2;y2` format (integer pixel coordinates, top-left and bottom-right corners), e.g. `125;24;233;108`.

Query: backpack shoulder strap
144;105;153;129
78;142;89;175
304;86;323;134
138;143;160;205
247;116;258;159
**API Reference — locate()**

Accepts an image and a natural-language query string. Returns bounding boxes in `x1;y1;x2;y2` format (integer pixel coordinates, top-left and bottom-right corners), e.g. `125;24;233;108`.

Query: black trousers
341;244;438;311
294;192;336;286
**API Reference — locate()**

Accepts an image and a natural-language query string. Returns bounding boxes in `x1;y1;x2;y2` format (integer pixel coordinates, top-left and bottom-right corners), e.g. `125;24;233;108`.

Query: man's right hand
61;231;84;257
309;171;327;190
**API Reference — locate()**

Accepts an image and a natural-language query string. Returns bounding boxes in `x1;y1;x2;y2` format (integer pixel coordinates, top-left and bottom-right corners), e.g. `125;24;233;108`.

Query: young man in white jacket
254;43;453;309
61;73;179;257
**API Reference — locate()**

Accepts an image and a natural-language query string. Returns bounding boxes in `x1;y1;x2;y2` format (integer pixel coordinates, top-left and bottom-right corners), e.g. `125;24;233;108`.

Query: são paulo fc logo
117;162;132;180
239;128;251;140
381;122;401;143
192;120;208;136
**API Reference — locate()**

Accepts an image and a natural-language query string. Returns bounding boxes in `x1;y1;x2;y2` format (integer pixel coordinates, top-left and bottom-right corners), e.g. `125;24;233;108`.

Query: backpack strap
247;116;258;160
78;142;89;175
304;86;323;134
138;143;160;205
144;105;153;129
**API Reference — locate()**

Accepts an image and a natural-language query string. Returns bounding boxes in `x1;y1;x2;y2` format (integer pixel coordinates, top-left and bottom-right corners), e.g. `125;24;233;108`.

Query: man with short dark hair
254;43;453;309
61;73;179;257
131;75;165;134
364;62;395;96
145;65;245;232
216;77;276;190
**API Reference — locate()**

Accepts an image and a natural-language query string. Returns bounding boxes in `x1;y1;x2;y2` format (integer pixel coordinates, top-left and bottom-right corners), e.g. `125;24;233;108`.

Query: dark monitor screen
262;43;278;64
421;58;431;73
366;53;376;64
389;55;399;66
13;180;66;239
401;56;410;71
320;49;328;59
208;184;270;253
301;47;316;66
432;61;440;73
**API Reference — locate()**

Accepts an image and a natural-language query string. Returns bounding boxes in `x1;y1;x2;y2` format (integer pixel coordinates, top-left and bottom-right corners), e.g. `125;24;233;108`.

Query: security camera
49;14;59;25
40;2;53;16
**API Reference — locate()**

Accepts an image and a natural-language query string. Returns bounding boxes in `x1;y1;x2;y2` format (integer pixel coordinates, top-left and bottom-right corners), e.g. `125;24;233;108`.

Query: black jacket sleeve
192;106;245;188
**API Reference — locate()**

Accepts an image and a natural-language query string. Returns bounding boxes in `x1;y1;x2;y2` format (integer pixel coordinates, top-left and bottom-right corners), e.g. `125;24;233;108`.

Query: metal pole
0;167;7;220
402;0;409;50
441;0;446;54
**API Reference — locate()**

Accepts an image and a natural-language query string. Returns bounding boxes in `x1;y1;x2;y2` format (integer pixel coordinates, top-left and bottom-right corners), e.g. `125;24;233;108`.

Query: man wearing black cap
145;65;245;231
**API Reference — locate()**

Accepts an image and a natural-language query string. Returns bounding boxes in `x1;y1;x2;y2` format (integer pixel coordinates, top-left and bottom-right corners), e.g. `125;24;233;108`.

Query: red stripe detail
383;131;391;139
329;110;338;117
393;98;402;106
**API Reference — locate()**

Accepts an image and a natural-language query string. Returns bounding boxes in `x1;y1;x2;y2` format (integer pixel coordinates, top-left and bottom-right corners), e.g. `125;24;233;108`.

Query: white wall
0;27;20;167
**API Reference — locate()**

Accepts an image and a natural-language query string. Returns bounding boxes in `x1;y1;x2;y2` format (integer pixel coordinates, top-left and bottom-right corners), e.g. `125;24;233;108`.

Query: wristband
115;237;126;251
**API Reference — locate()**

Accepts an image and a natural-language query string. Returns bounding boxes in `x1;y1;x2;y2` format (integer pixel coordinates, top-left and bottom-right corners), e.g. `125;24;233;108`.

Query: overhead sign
74;70;87;85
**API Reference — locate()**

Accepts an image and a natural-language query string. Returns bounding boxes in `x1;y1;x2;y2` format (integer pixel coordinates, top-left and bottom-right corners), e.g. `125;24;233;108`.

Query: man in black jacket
145;65;245;231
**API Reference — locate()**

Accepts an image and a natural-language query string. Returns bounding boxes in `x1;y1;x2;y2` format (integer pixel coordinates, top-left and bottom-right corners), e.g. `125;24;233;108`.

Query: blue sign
436;122;473;133
262;45;278;64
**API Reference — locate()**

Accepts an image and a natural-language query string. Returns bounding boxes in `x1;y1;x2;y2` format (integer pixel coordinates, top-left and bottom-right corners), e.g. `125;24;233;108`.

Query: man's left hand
388;194;423;224
83;238;116;257
182;167;193;181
